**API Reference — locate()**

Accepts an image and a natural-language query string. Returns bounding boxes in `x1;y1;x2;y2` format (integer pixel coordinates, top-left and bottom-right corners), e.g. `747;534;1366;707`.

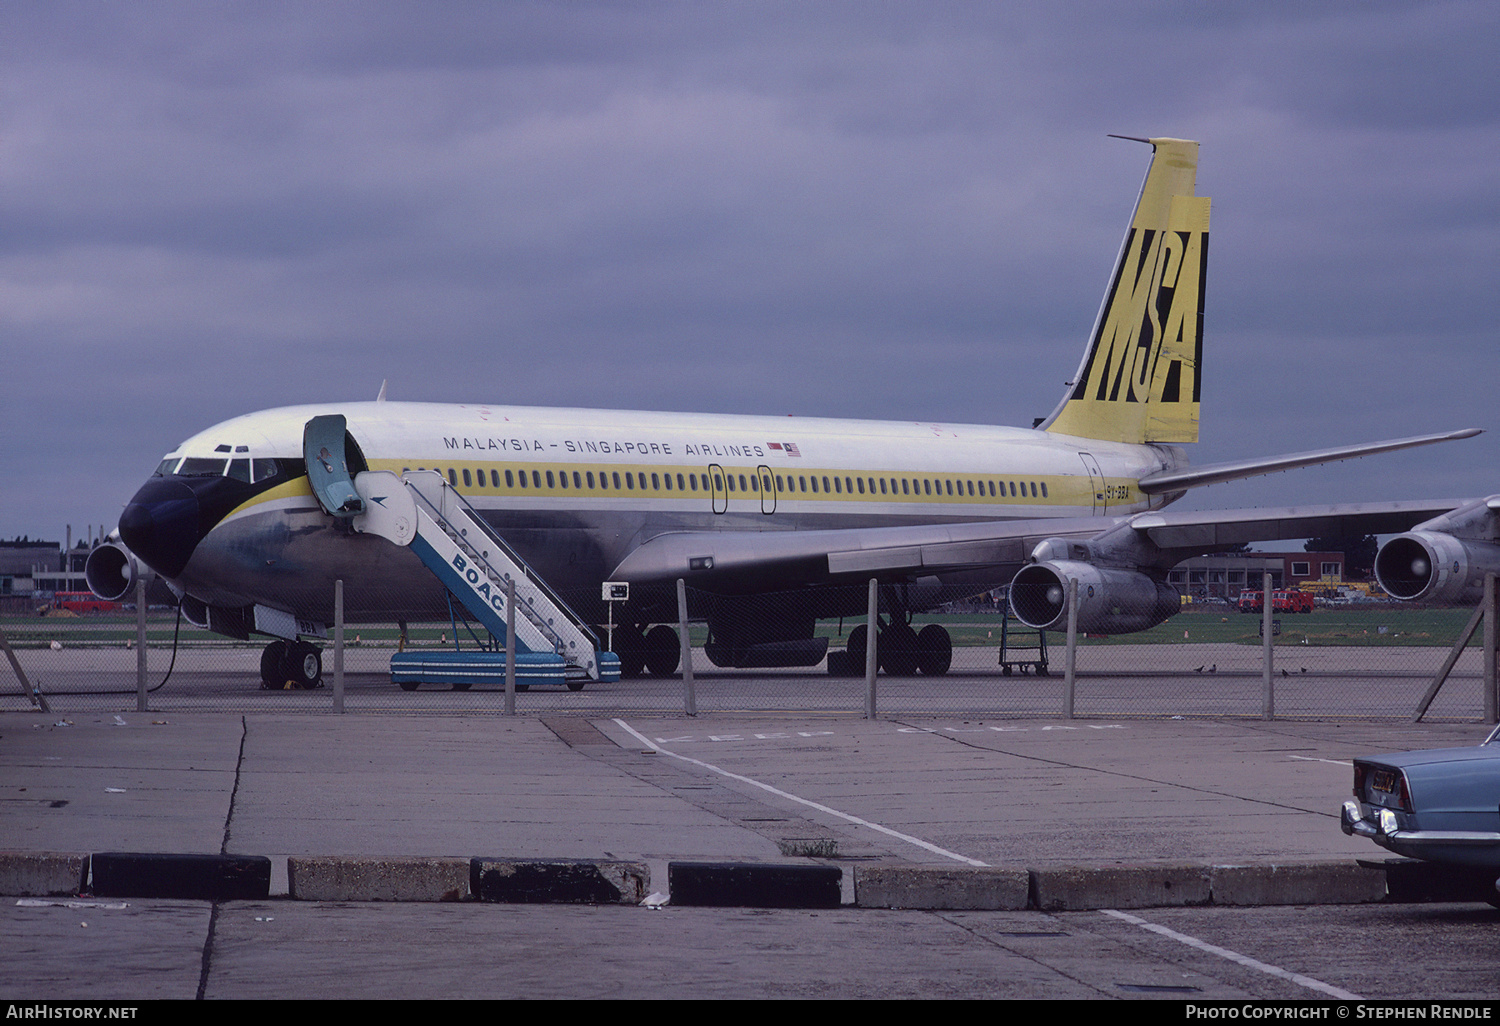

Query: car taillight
1352;763;1366;798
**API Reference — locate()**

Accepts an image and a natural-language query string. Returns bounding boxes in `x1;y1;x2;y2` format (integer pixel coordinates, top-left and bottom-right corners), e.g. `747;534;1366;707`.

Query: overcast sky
2;1;1496;545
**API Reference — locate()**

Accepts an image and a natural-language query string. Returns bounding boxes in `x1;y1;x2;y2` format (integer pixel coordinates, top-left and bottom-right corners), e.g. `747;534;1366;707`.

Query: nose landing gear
259;640;324;689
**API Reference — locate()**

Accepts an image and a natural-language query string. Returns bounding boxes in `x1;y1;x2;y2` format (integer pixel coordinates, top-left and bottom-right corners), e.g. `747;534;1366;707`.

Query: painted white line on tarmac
1100;909;1362;1000
614;718;988;867
1289;755;1352;766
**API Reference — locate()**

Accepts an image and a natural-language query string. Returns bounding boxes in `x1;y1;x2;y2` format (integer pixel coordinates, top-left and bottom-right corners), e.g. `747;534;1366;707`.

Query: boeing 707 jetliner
87;138;1482;686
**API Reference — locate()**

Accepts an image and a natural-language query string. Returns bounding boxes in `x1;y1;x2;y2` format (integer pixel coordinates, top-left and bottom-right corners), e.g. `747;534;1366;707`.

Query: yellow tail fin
1043;138;1210;444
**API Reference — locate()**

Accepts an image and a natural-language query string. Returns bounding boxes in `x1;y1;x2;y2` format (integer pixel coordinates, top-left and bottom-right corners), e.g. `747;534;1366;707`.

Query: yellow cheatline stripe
218;457;1139;521
223;477;317;520
370;458;1128;508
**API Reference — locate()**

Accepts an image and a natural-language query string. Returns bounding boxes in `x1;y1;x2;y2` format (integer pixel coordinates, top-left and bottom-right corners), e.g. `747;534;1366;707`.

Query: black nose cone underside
118;478;203;579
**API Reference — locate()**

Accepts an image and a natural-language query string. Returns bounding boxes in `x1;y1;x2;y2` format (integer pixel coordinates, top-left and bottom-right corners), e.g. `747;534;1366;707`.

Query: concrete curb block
1031;861;1389;911
472;858;649;904
90;852;271;901
669;861;841;908
1209;862;1386;906
1031;863;1212;911
289;856;471;902
854;865;1029;909
0;853;1453;909
0;851;88;897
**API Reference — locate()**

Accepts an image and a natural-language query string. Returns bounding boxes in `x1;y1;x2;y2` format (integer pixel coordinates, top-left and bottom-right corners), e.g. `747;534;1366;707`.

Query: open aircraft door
304;414;369;519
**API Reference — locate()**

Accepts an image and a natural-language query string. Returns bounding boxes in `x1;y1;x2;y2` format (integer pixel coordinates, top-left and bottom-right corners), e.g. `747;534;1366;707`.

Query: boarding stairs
351;469;614;683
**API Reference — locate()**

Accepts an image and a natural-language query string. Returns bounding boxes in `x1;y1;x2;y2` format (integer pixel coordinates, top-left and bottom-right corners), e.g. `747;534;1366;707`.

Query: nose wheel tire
261;640;323;689
287;642;323;689
260;641;289;686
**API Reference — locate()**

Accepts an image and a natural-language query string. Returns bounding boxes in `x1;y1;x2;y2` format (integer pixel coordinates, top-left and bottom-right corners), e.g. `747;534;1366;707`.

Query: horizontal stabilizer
1124;499;1470;553
1136;429;1482;495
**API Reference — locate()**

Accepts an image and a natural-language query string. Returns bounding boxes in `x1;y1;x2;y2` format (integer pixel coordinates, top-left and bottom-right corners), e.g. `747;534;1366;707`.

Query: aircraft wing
610;498;1470;588
1119;499;1472;552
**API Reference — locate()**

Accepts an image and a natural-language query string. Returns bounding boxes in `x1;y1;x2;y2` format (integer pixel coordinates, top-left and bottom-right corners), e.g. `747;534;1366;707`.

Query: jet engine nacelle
85;542;143;602
1374;496;1500;605
1009;560;1181;634
1374;532;1500;604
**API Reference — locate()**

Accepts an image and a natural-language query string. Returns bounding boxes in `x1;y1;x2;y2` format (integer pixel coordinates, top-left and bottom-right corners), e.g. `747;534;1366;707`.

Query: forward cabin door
304;414;368;518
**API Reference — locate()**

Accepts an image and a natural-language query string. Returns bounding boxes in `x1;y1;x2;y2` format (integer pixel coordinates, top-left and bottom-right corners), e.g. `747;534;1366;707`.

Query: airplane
85;137;1484;687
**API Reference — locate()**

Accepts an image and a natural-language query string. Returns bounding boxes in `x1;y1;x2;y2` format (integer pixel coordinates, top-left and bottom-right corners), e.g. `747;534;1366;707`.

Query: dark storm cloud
0;1;1495;540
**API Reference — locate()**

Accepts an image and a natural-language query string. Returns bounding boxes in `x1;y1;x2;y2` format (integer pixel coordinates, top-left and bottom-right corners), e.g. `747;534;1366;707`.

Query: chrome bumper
1341;800;1500;849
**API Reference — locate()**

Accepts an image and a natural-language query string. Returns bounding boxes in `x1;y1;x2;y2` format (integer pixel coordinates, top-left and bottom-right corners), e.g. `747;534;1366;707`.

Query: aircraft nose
118;478;203;579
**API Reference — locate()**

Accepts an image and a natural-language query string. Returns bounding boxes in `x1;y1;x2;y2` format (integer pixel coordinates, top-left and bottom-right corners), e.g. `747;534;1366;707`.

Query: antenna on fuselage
376;380;388;402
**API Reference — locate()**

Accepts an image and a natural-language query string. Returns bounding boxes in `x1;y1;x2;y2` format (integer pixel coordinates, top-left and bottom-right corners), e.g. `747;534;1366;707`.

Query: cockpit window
178;458;229;477
153;453;294;484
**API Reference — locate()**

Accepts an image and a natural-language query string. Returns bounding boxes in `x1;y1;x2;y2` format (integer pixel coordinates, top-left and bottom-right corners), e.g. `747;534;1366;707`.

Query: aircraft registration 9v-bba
87;137;1484;688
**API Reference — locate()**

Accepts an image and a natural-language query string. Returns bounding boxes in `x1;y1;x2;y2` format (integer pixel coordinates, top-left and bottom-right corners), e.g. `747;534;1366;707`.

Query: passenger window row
403;466;1053;501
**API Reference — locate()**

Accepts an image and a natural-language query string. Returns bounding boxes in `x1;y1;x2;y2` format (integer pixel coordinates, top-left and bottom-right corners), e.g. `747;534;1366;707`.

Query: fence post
1486;573;1497;724
678;578;696;717
864;579;879;718
136;574;148;713
504;577;516;716
1262;571;1275;719
1064;577;1078;719
1414;599;1486;722
332;579;345;714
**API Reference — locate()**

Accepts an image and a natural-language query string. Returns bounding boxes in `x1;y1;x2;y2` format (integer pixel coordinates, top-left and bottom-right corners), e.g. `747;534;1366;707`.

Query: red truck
52;591;121;613
1237;589;1315;614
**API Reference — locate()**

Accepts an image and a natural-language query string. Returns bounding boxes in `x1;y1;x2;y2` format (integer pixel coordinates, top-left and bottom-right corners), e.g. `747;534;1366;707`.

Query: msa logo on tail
1046;138;1209;445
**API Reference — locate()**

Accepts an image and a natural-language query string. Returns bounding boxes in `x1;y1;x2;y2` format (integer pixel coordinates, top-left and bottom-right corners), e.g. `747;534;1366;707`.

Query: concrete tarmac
2;709;1496;1000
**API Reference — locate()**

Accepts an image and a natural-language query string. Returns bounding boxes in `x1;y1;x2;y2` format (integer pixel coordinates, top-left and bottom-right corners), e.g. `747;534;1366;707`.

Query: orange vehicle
53;591;120;613
1237;589;1314;614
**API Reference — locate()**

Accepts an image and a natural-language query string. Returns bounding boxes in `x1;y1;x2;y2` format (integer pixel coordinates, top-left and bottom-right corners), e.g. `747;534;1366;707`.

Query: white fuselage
147;400;1183;623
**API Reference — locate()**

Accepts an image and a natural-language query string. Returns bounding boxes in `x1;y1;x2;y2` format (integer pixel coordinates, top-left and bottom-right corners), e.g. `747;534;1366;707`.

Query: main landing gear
613;624;682;679
830;620;952;677
259;640;324;690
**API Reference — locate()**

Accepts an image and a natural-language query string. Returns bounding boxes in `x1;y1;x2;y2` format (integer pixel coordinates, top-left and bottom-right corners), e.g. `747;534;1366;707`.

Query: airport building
1167;551;1347;601
0;539;94;610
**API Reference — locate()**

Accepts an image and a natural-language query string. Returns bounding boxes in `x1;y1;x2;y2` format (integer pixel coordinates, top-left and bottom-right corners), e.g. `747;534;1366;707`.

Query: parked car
1341;726;1500;898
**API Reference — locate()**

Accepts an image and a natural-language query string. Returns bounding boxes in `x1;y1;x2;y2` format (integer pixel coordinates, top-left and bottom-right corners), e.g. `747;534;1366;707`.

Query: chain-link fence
4;575;1496;721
